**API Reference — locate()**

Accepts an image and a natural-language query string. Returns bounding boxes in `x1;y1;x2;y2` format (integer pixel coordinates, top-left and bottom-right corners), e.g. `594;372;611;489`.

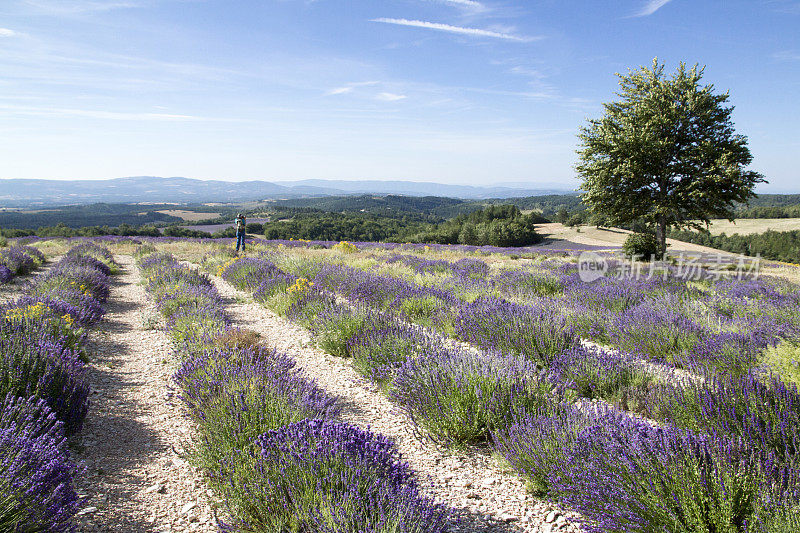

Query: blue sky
0;0;798;192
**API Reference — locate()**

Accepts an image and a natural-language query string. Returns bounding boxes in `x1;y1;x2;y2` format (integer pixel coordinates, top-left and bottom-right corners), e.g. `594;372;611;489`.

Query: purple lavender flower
0;318;90;434
0;394;81;533
391;344;564;444
218;419;450;532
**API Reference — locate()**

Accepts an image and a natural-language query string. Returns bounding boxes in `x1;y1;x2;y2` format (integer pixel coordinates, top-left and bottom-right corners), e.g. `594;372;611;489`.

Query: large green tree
576;59;764;257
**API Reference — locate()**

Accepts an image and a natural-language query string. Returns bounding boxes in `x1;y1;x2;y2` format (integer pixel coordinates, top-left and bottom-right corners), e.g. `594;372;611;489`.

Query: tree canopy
576;59;764;257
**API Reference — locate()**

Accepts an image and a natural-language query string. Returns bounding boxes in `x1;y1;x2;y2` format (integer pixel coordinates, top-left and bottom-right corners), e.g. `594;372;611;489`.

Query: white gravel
72;256;217;532
208;270;580;533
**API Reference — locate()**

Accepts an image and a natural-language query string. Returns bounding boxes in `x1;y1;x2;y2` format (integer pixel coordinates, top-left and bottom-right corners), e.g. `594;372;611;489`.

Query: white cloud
327;86;354;95
774;50;800;61
371;18;539;42
428;0;485;9
375;92;407;102
0;28;17;37
325;81;380;96
22;0;142;14
632;0;673;17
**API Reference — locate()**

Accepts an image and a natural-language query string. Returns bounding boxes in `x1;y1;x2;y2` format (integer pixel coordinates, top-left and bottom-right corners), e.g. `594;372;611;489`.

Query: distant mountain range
0;176;574;207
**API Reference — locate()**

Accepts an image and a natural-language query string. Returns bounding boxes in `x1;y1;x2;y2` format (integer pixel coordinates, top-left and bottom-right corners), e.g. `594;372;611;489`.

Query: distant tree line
669;228;800;264
734;204;800;219
0;203;184;229
409;205;544;246
1;223;163;238
1;204;545;247
262;211;426;242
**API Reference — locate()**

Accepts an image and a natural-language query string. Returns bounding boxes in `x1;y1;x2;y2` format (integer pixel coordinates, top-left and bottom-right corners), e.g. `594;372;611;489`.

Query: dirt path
73;255;216;532
0;256;59;304
207;271;577;533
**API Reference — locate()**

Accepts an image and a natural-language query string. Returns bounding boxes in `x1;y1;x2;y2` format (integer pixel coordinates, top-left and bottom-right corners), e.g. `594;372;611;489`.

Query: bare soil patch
73;255;216;532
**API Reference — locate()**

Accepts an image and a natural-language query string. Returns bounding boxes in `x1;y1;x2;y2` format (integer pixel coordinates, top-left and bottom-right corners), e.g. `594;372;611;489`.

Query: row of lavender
209;247;800;531
0;245;46;283
136;248;450;532
0;243;115;532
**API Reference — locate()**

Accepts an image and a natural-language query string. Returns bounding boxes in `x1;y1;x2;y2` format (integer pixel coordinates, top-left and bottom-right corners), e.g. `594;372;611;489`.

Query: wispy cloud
325;81;380;96
632;0;673;17
774;50;800;61
427;0;486;10
0;28;18;37
22;0;143;14
371;18;538;42
765;1;800;15
375;92;407;102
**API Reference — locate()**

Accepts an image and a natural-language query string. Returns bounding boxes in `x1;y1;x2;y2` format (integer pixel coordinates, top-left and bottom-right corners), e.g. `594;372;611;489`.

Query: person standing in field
235;213;247;253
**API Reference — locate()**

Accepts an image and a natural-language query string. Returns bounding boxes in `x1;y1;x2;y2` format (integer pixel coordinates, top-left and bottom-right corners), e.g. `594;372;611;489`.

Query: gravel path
0;257;58;304
73;255;217;532
207;271;578;533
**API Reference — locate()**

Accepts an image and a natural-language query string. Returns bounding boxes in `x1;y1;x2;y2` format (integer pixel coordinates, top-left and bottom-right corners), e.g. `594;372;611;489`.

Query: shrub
25;289;105;325
548;408;797;533
492;270;564;297
0;395;80;533
0;319;89;434
549;345;655;404
0;246;41;275
3;300;88;359
15;294;104;326
391;346;562;444
622;232;661;259
37;264;111;302
493;403;589;496
220;419;450;532
313;308;382;358
644;371;800;466
174;346;341;474
332;240;359;253
167;308;229;356
398;295;449;327
498;404;799;531
609;301;705;365
0;265;12;284
454;296;579;367
347;322;424;384
212;328;261;350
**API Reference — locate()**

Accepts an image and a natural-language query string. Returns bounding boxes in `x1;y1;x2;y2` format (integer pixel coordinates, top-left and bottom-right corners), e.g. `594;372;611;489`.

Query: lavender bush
493;403;590;495
346;320;428;384
391;345;563;444
549;409;798;533
645;371;800;467
0;318;89;434
14;294;104;326
174;345;341;473
549;345;655;404
220;419;450;532
36;263;111;303
454;296;579;367
0;265;13;284
0;394;80;533
0;246;45;276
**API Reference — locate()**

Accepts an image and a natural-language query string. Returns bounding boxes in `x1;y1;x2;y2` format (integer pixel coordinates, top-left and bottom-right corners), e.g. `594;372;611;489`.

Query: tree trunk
655;215;667;259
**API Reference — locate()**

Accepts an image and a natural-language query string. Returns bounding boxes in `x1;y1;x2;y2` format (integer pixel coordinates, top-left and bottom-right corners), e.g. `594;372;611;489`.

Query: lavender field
2;236;800;532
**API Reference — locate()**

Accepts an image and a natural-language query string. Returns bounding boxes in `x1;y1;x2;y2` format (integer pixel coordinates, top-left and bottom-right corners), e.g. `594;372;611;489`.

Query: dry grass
703;218;800;236
157;209;220;221
535;223;723;254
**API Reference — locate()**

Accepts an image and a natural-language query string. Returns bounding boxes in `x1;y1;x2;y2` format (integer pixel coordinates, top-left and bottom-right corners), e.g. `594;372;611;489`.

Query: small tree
576;59;764;258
